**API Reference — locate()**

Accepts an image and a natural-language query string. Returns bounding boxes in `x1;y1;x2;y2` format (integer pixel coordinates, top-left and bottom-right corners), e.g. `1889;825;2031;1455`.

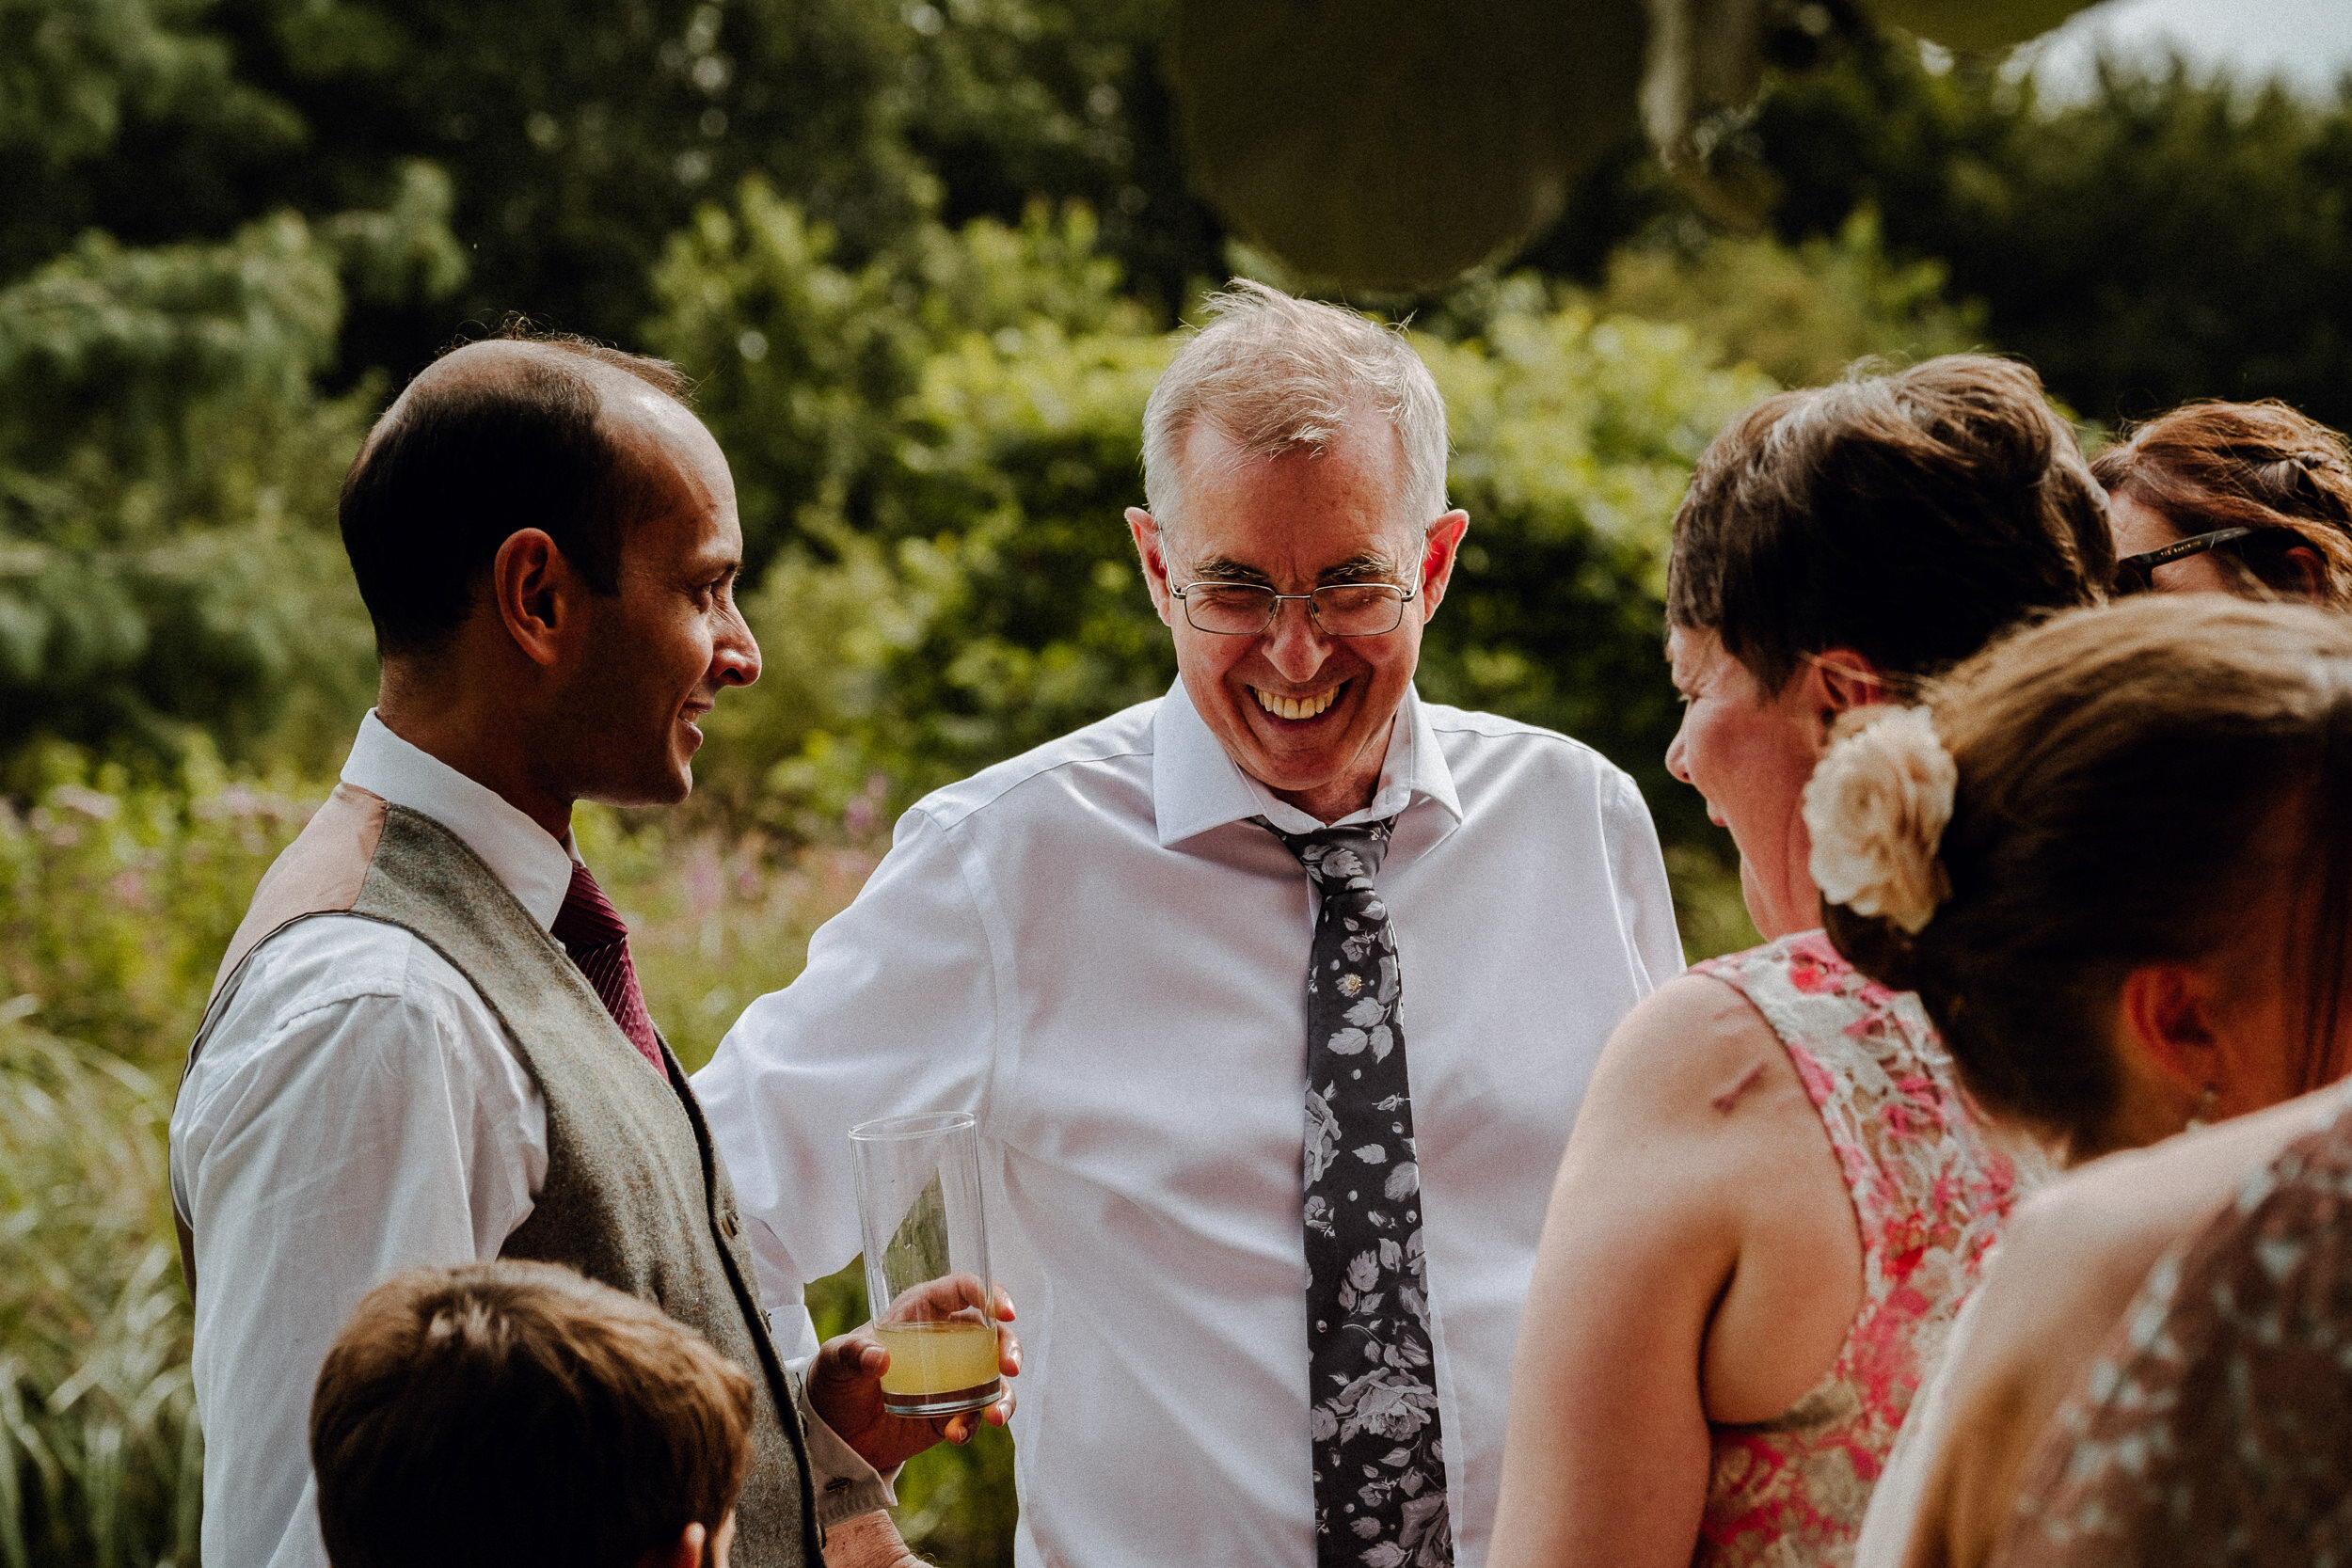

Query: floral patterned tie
1264;818;1452;1568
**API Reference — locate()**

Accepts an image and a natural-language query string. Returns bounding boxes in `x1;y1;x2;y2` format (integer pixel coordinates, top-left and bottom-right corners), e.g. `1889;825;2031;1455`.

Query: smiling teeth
1255;686;1338;721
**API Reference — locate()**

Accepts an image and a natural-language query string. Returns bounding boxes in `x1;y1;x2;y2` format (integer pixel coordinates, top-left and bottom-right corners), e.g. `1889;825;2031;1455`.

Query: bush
0;177;463;775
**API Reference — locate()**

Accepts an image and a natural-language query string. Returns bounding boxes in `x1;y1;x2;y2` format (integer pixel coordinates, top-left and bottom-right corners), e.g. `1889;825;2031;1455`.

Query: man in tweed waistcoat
168;332;1011;1568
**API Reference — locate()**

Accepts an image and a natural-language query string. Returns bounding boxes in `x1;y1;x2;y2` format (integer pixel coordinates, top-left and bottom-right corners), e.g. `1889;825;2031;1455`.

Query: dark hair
338;329;693;657
2091;399;2352;605
1824;597;2352;1153
310;1260;755;1568
1668;355;2113;694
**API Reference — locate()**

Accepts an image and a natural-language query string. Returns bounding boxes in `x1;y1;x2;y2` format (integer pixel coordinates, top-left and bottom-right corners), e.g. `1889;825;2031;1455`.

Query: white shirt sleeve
170;924;544;1568
1601;765;1686;988
694;806;1001;1324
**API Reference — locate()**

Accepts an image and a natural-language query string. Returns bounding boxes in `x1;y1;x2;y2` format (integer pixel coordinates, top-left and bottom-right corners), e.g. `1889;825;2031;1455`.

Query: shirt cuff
787;1353;902;1528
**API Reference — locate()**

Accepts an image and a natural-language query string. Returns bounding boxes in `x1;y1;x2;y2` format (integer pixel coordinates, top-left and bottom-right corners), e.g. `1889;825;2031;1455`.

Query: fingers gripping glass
2113;526;2308;594
850;1113;1003;1418
1170;579;1419;636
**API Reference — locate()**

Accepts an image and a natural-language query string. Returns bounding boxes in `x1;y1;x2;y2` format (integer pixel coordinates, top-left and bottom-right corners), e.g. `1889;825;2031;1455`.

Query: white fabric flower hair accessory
1803;705;1957;935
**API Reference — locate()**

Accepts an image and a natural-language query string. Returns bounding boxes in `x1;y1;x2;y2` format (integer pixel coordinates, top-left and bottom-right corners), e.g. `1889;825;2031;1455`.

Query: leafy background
5;0;2350;1560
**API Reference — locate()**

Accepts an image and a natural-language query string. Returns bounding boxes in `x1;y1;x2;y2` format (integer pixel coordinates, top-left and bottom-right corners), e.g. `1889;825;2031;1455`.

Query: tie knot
551;863;628;952
1262;817;1393;884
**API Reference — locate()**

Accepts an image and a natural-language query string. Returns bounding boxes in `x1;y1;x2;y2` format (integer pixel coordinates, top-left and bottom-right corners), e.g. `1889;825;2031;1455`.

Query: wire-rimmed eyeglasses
1169;578;1419;637
2113;526;2309;594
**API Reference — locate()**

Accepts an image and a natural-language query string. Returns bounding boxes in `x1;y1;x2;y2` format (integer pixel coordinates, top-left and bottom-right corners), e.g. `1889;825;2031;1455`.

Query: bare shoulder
1574;972;1813;1153
1926;1098;2352;1549
1990;1089;2350;1318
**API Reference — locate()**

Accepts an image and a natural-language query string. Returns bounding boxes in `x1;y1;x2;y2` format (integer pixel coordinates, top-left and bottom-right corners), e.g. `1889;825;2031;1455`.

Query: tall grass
0;752;308;1567
0;1009;199;1567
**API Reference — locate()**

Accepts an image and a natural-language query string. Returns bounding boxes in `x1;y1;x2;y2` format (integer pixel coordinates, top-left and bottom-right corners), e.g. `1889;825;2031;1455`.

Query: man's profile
171;332;956;1568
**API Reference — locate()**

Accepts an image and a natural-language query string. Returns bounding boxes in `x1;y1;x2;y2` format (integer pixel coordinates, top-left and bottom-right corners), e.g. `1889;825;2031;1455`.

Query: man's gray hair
1141;279;1450;544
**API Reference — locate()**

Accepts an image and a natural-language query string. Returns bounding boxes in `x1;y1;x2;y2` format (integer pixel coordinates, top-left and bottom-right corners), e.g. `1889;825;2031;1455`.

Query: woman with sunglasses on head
1489;356;2108;1568
1815;597;2352;1568
2098;400;2352;602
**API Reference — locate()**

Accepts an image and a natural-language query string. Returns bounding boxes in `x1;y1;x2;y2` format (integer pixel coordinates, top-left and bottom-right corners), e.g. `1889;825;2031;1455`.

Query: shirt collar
1151;679;1463;847
340;711;581;931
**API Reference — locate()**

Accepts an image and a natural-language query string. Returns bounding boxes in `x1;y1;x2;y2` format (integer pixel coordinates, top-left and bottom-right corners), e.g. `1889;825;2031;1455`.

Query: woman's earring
2185;1084;2219;1131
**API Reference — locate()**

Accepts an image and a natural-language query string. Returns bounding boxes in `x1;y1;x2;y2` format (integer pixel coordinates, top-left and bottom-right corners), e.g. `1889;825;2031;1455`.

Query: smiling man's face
1129;417;1468;823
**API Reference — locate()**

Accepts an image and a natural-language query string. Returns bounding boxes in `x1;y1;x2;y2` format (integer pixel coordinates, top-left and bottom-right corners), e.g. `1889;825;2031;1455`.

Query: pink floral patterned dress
1690;930;2048;1568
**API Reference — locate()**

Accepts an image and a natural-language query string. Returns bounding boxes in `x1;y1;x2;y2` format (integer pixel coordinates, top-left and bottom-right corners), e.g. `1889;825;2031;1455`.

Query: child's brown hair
310;1260;755;1568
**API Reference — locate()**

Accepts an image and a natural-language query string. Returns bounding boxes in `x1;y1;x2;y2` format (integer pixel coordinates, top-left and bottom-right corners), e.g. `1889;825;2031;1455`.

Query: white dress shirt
168;713;887;1568
695;681;1681;1567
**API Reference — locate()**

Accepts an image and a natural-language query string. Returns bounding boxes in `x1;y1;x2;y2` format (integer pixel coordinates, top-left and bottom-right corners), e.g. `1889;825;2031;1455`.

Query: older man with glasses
695;280;1681;1568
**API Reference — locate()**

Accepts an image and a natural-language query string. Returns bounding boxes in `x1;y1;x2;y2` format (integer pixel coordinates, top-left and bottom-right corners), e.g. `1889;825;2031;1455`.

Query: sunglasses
2112;526;2309;595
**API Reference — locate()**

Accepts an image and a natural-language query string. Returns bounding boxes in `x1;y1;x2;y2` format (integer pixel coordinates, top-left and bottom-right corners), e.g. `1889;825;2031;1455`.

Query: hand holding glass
850;1112;1004;1418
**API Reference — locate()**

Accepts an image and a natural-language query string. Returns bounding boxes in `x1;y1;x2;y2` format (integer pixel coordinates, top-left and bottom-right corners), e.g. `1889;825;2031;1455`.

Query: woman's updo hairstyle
1668;354;2112;694
2092;400;2352;605
1823;597;2352;1153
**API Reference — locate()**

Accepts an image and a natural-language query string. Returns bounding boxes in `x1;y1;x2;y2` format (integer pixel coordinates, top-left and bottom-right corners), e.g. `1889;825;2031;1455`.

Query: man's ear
1804;647;1891;738
2115;961;2223;1101
1125;507;1176;626
490;528;579;669
1415;511;1471;616
636;1520;706;1568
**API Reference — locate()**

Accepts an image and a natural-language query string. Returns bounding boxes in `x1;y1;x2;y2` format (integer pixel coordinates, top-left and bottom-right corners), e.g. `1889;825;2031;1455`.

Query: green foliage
1409;282;1773;839
2;0;1216;375
0;1015;197;1568
581;819;885;1074
1756;28;2352;428
648;183;1156;572
649;189;1178;824
0;750;311;1066
0;0;304;277
0;170;474;771
1590;208;1984;389
0;754;313;1568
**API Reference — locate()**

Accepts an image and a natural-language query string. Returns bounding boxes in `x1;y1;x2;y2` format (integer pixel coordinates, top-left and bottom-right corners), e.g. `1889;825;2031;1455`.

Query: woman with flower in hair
1817;596;2352;1568
1490;356;2110;1568
2096;400;2352;603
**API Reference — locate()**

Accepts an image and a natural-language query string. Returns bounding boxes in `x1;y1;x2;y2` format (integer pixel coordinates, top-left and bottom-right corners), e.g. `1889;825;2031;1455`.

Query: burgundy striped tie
551;863;666;1075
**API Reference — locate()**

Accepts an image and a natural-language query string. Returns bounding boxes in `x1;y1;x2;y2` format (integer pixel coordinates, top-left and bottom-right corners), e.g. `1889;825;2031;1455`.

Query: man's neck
1268;716;1397;824
374;684;574;844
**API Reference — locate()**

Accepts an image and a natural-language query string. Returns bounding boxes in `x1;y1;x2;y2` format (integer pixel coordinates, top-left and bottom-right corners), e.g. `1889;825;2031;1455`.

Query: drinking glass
849;1111;1003;1418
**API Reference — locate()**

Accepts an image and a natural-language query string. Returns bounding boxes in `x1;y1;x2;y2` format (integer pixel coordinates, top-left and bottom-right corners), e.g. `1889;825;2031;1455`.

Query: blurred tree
646;188;1174;822
1589;207;1983;388
2;0;1226;381
0;188;454;771
1754;22;2352;427
0;0;307;277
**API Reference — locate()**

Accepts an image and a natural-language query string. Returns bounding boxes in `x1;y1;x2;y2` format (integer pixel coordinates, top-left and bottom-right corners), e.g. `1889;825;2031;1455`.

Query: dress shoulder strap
1693;930;1963;1262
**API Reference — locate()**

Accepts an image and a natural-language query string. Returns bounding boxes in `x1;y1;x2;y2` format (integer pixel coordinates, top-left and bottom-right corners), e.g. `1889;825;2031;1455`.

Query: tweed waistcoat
180;784;820;1567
